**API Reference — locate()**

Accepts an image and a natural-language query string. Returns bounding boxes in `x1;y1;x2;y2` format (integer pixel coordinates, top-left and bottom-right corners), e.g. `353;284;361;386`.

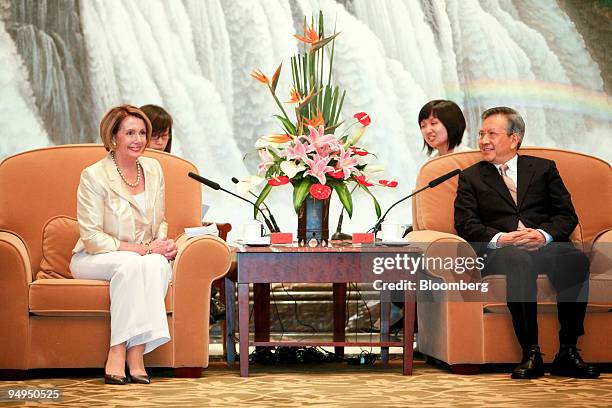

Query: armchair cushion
29;279;173;316
37;215;79;280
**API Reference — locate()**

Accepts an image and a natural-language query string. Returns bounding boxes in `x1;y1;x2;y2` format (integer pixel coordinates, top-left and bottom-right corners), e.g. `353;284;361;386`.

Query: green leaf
328;86;339;126
254;183;272;218
265;162;279;179
327;20;337;85
359;184;382;218
270;63;282;93
333;183;353;218
302;54;308;107
292;178;313;214
334;90;346;124
274;115;296;135
311;32;341;54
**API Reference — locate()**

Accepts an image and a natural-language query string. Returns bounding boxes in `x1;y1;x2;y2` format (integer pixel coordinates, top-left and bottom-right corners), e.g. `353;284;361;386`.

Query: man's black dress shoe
104;373;128;385
511;345;544;379
551;346;600;379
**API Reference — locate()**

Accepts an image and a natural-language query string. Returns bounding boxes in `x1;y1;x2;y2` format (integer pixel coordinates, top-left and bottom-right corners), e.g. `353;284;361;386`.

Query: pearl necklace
111;151;142;187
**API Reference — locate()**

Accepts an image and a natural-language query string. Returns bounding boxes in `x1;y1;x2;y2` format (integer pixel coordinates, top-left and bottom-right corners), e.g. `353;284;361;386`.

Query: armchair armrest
170;234;232;367
590;229;612;282
202;222;233;241
406;230;481;284
0;230;32;369
406;230;486;364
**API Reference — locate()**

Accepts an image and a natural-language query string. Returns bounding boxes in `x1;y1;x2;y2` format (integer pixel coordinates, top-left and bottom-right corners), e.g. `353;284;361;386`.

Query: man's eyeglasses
478;130;509;139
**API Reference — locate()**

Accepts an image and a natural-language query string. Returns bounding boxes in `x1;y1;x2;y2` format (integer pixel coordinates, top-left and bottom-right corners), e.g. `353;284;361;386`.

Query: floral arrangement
246;12;396;219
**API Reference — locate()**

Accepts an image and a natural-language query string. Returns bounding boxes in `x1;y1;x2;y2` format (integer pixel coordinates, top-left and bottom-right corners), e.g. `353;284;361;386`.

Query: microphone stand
371;168;461;237
231;177;280;232
371;184;430;237
188;172;276;234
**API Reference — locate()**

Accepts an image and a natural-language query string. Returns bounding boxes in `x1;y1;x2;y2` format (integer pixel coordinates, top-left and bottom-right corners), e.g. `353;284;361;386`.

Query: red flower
379;179;398;188
309;183;332;200
349;146;368;156
353;112;371;127
267;175;290;186
327;168;344;179
354;175;374;187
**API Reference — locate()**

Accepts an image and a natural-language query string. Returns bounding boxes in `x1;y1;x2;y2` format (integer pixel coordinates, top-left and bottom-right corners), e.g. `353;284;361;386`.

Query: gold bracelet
145;242;152;255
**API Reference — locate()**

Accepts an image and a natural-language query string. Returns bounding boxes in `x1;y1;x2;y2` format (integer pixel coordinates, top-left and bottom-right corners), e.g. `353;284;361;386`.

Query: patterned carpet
1;359;611;407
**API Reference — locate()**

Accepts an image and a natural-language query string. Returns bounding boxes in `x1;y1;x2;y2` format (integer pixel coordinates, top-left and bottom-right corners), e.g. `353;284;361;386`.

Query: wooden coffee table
225;242;420;377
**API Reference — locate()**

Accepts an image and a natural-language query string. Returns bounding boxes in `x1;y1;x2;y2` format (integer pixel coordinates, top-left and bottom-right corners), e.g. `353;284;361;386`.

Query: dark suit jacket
454;155;578;250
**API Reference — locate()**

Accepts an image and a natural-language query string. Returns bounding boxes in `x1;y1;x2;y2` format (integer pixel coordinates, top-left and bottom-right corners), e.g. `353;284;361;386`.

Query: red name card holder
271;232;293;244
352;232;375;245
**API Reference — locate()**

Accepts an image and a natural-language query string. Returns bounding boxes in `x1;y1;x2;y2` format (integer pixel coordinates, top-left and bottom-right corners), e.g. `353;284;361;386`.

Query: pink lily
257;148;274;173
334;145;358;180
280;138;315;161
305;125;340;157
303;154;334;185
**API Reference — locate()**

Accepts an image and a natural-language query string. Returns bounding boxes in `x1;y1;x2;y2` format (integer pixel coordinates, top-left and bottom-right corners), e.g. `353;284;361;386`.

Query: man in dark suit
454;106;599;379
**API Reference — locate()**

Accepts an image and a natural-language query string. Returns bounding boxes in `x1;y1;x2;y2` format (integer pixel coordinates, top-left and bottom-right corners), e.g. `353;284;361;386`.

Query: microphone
188;172;277;234
189;172;221;190
231;177;280;232
427;168;461;188
371;169;462;235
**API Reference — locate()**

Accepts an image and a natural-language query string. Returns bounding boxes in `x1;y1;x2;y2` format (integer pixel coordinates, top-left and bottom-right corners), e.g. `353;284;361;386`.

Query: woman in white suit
70;105;178;385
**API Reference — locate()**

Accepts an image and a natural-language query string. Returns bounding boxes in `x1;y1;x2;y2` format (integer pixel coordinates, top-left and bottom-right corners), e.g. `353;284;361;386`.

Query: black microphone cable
231;177;280;232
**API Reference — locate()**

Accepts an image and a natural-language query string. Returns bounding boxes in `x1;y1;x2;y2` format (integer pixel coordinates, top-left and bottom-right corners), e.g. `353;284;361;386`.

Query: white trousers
70;251;172;354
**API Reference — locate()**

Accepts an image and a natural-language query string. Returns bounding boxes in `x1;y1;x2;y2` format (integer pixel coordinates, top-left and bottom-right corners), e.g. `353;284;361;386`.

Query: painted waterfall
0;0;610;237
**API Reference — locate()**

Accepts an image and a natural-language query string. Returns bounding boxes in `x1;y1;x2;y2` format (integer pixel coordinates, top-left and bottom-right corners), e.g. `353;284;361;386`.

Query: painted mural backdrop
0;0;610;236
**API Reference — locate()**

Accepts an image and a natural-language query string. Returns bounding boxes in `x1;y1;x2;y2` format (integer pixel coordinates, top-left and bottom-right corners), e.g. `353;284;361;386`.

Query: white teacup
243;220;263;241
381;221;407;241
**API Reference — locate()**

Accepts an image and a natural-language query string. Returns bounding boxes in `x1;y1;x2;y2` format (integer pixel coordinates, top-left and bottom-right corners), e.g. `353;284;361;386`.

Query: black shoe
104;373;128;385
551;346;600;379
211;297;226;322
126;363;151;384
104;359;127;385
389;317;404;336
511;345;544;379
249;347;276;365
128;373;151;384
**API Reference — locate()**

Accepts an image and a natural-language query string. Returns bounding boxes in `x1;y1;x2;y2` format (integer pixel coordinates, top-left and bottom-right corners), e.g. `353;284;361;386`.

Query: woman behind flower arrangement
70;105;178;385
418;99;471;158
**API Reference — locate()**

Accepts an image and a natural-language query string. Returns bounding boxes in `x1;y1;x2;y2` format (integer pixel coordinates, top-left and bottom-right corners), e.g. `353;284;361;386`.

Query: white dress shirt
488;154;553;249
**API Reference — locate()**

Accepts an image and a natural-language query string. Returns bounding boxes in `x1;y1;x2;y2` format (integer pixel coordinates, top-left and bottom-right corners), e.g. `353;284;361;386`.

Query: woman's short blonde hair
100;105;152;151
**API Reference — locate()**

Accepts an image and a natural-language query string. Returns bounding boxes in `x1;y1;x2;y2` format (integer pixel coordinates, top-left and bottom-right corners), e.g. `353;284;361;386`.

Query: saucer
240;237;271;246
380;238;410;246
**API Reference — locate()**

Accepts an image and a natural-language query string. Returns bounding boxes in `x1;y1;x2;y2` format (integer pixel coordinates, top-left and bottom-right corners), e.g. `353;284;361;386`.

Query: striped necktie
500;164;525;229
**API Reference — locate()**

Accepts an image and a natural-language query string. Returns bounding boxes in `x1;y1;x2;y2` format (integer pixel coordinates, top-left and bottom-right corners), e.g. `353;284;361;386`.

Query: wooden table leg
253;283;270;342
380;292;390;366
224;276;236;365
239;283;250;377
403;292;416;375
333;283;346;357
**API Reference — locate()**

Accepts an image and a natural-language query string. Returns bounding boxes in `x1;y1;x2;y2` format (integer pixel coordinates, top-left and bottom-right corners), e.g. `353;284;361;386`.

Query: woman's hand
150;238;178;260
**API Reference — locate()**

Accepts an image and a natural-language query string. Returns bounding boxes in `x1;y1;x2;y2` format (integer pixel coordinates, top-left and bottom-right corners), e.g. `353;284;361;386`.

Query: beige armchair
0;145;231;378
407;147;612;373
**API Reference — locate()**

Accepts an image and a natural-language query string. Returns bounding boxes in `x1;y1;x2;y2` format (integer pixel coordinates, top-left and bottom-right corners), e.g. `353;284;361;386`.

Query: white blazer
73;153;168;254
